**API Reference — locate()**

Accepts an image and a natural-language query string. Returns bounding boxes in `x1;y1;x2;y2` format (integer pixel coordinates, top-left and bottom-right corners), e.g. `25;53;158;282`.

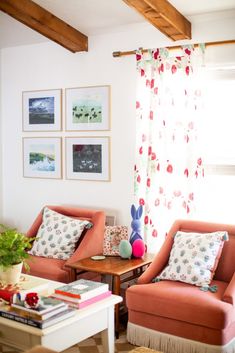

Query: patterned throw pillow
28;207;93;260
157;231;228;287
103;226;129;256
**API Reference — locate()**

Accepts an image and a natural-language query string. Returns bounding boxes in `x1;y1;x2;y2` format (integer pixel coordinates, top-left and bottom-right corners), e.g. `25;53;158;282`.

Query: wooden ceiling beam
122;0;191;41
0;0;88;53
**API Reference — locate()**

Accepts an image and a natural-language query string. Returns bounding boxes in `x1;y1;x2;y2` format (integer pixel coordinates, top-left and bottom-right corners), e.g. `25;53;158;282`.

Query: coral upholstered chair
126;219;235;353
23;205;105;283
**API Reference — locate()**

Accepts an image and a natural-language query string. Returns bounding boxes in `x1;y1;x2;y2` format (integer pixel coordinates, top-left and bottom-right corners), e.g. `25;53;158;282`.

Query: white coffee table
0;275;122;353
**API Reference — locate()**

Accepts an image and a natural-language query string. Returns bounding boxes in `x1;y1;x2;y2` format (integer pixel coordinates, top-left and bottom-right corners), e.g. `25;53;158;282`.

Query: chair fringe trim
127;322;235;353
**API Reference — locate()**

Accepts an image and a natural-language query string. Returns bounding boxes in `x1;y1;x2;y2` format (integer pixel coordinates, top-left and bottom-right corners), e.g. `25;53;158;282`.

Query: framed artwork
65;137;110;181
105;215;116;226
22;89;62;131
65;85;110;131
23;137;62;179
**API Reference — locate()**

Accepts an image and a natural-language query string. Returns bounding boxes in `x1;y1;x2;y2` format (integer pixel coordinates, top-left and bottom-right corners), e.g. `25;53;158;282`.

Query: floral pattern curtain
134;45;205;253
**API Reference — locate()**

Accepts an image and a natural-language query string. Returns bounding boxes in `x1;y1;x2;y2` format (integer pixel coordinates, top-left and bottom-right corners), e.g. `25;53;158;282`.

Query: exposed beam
0;0;88;53
122;0;191;41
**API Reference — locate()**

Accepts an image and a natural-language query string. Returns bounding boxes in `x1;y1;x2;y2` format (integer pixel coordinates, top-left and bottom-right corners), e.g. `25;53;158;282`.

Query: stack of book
51;279;111;309
0;296;76;328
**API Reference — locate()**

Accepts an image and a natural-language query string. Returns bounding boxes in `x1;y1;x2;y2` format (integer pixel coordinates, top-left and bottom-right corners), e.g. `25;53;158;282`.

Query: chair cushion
157;231;228;287
126;280;233;330
25;254;72;283
28;207;92;260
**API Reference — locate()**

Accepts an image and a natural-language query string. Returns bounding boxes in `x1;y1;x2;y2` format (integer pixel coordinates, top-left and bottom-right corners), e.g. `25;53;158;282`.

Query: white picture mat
22;89;62;131
65;137;110;181
66;86;110;131
23;137;62;179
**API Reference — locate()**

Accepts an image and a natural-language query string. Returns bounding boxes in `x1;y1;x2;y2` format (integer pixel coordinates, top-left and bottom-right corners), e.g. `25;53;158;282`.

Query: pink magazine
51;290;112;309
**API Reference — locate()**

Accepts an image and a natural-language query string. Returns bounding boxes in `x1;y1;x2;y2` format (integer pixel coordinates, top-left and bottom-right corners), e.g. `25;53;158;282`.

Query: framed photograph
22;89;62;131
105;215;117;226
65;85;110;131
65;137;110;181
23;137;62;179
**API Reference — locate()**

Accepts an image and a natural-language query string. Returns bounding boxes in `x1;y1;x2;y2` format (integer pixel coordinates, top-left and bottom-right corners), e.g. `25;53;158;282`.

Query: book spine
52;290;112;308
55;284;109;301
9;307;44;320
0;310;42;329
54;290;81;299
78;291;112;308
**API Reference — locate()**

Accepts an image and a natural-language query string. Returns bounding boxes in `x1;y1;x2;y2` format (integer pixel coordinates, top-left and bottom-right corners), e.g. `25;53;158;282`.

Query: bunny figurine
129;204;143;245
129;204;146;258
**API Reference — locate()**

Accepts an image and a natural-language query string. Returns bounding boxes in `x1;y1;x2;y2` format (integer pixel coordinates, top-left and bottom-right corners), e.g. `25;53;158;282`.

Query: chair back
26;205;105;263
169;219;235;283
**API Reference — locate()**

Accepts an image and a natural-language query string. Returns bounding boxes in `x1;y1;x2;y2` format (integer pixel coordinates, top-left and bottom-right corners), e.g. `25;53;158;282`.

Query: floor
63;328;136;353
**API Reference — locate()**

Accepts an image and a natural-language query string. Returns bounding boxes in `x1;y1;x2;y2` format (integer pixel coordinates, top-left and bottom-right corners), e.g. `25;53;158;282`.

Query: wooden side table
66;253;154;336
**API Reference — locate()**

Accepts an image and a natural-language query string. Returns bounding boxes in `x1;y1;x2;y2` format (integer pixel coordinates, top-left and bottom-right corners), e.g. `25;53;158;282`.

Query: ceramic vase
0;262;23;285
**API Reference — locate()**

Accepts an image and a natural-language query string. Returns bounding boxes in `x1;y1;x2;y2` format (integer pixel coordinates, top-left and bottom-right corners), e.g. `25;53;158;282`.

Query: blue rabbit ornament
130;204;143;245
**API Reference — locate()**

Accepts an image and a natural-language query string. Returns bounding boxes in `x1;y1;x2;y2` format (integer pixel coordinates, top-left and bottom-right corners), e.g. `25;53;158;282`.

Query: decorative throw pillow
103;226;129;256
157;231;228;287
28;207;93;260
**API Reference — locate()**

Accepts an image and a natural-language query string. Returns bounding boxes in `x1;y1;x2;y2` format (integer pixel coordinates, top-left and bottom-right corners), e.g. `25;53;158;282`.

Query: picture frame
65;85;110;131
105;215;117;226
23;137;62;179
65;137;110;181
22;89;62;131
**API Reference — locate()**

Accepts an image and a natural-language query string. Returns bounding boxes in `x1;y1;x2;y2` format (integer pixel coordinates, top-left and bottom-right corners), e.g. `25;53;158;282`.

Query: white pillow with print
28;207;92;260
157;231;228;287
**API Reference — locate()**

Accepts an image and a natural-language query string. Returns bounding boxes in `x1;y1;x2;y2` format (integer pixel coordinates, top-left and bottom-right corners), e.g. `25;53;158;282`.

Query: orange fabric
24;255;74;283
137;234;174;284
169;219;235;282
138;219;235;284
25;205;105;283
127;219;235;347
128;311;235;345
127;280;232;330
223;272;235;304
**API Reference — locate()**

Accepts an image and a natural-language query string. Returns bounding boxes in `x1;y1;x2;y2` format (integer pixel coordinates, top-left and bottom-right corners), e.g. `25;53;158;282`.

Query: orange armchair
126;219;235;353
24;205;105;283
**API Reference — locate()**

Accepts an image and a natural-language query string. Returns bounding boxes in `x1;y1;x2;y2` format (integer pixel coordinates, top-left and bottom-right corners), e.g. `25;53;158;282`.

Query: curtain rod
112;39;235;58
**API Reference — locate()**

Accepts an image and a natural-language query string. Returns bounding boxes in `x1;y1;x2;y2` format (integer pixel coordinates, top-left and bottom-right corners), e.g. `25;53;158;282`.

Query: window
195;67;235;223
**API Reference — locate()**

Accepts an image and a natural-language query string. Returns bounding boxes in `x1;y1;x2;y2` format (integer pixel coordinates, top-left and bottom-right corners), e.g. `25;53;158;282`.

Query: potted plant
0;224;35;284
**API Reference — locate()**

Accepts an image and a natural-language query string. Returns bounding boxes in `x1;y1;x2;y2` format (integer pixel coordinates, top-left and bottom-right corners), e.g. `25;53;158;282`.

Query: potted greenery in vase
0;224;35;285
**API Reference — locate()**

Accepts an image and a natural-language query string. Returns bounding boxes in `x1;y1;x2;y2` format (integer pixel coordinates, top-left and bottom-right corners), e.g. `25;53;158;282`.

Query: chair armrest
137;234;174;284
65;211;105;266
222;272;235;304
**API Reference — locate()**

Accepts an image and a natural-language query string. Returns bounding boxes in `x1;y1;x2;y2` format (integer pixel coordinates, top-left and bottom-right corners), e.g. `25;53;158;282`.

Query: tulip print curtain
134;45;205;253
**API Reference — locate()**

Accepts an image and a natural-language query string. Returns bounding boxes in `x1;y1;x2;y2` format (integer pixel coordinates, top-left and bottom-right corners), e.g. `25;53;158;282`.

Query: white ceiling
0;0;235;49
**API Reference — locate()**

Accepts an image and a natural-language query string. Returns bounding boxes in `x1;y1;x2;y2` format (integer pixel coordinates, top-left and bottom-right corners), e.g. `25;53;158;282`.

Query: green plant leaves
0;224;35;270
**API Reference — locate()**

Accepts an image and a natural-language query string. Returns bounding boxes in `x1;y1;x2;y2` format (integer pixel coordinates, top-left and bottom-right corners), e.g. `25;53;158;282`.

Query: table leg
113;275;121;338
101;306;115;353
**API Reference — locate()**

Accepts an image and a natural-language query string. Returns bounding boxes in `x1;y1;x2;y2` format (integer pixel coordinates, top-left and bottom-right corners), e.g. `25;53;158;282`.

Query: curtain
134;45;205;253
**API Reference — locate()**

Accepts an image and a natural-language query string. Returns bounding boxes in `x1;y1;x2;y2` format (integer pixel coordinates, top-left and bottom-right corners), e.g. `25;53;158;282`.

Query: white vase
0;262;23;285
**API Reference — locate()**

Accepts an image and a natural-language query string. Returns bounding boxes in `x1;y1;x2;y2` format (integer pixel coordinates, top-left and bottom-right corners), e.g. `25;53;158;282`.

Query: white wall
1;10;235;232
0;53;2;219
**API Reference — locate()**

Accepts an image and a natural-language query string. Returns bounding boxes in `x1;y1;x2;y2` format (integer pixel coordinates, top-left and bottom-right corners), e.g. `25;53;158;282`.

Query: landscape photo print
65;86;110;131
22;89;62;131
65;137;110;181
23;137;62;179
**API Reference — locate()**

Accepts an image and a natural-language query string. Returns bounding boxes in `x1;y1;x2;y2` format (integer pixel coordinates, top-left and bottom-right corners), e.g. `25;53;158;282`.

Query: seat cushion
24;255;73;283
126;280;233;330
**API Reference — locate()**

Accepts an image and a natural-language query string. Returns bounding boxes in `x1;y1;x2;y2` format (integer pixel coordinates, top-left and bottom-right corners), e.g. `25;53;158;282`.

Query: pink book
51;290;112;309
